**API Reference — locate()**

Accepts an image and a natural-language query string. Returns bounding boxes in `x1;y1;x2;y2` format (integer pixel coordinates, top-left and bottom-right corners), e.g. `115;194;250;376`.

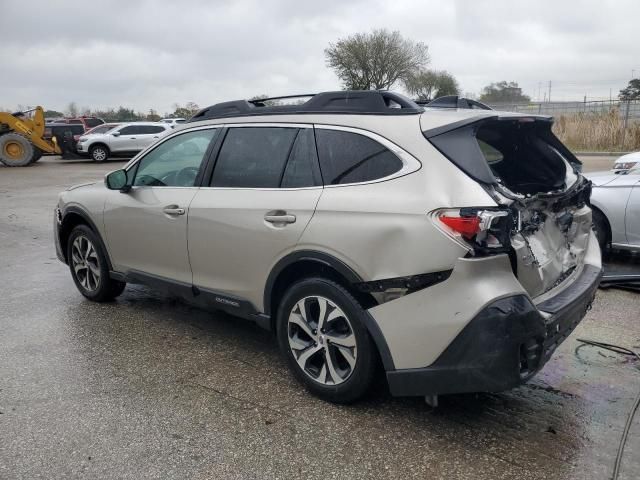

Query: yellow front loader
0;106;61;167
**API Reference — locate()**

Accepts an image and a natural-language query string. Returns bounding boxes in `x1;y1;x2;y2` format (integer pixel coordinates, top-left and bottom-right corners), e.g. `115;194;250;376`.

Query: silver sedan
587;168;640;251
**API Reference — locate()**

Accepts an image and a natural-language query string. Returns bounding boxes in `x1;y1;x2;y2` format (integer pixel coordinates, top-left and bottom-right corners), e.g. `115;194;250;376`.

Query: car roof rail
189;90;424;122
417;95;493;110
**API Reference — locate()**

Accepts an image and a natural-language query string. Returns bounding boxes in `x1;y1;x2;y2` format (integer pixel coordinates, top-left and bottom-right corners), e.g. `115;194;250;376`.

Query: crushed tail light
439;215;480;239
433;207;514;255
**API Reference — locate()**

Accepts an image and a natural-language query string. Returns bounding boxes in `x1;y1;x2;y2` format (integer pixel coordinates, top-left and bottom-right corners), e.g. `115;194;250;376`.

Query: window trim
313;124;422;188
123;125;221;189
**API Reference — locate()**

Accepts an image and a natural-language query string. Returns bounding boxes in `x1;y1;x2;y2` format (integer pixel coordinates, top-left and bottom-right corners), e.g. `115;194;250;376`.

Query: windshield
85;124;118;135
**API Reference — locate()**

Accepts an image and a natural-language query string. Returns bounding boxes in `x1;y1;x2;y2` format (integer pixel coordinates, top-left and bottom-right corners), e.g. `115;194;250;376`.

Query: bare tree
404;70;460;101
66;102;78;117
325;29;429;90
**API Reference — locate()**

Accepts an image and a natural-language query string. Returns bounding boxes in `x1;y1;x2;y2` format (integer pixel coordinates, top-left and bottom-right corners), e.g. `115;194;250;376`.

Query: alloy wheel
92;148;107;161
71;235;101;291
287;296;357;385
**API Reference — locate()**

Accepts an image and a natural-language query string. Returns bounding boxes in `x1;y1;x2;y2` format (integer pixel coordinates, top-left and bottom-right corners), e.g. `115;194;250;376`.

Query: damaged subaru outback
54;91;601;404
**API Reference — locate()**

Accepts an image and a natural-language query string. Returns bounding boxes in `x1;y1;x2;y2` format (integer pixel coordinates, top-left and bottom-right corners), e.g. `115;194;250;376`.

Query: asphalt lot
1;155;639;479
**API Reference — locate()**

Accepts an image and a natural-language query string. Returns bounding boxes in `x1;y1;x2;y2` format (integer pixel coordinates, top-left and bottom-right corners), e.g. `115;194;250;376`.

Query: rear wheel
0;133;34;167
90;144;109;162
67;225;126;302
277;278;376;403
592;209;610;252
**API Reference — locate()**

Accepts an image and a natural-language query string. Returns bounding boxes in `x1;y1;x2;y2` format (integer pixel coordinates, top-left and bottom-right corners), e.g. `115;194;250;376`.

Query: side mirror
105;169;129;192
112;131;121;137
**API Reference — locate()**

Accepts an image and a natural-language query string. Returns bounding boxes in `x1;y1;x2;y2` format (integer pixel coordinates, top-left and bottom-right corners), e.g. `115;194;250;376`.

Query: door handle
130;137;136;139
163;205;185;216
264;211;296;224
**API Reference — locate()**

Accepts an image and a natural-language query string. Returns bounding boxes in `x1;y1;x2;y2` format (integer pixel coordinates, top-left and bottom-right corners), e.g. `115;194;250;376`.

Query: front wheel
89;144;109;162
277;278;376;403
67;225;126;302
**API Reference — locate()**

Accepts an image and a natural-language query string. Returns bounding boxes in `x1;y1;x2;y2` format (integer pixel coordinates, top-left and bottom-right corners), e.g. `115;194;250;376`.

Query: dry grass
553;110;640;152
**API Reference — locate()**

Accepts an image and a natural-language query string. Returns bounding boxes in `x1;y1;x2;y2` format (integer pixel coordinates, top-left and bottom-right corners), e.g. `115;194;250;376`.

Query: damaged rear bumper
386;264;601;397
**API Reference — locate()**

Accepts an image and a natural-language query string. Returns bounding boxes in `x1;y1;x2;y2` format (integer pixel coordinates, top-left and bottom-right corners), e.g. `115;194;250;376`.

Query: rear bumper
386;264;601;397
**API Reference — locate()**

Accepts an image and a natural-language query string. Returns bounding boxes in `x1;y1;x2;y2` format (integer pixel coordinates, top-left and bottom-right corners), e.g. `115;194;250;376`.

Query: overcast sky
1;0;637;114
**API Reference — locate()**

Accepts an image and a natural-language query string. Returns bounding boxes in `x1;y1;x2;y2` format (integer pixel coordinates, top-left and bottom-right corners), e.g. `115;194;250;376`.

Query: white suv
54;91;602;403
76;122;171;161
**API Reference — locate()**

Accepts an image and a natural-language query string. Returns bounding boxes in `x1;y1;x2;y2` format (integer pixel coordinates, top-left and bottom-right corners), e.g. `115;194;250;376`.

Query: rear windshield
425;118;578;194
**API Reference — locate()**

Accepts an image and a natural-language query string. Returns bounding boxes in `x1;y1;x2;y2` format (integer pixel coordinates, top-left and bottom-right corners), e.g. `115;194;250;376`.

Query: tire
89;144;109;162
592;209;610;252
30;147;43;163
0;133;34;167
67;225;126;302
277;277;376;403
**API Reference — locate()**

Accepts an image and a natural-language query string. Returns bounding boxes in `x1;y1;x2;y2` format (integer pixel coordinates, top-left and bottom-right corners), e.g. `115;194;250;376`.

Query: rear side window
144;125;166;134
211;127;298;188
119;125;143;135
315;129;403;185
281;129;321;188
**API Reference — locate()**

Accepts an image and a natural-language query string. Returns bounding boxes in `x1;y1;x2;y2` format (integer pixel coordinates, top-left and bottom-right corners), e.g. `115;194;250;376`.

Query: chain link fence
487;99;640;120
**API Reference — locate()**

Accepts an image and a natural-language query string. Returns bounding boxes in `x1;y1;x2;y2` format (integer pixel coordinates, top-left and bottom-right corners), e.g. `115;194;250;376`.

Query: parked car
54;91;601;403
50;116;105;132
76;122;171;161
44;123;86;158
160;118;186;127
586;168;640;251
612;151;640;174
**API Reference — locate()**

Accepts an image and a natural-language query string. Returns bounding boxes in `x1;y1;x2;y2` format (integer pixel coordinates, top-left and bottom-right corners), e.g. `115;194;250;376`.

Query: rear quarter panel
299;138;497;280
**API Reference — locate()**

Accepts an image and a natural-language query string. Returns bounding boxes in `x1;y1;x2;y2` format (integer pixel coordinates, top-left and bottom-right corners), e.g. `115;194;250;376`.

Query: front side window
132;129;218;187
211;127;298;188
315;129;403;185
118;125;143;135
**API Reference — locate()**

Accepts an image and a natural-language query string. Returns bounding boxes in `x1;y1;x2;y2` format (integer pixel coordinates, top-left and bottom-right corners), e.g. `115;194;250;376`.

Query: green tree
43;109;64;118
172;102;200;118
325;29;429;90
146;109;161;121
479;81;530;104
619;79;640;100
404;70;460;101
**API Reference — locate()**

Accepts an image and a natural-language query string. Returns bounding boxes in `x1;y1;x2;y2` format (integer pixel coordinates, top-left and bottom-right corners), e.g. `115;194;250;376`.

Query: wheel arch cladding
264;251;396;370
60;207;113;270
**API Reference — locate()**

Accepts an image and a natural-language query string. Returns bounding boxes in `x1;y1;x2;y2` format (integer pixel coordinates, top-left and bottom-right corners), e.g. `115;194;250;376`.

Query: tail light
433;207;514;255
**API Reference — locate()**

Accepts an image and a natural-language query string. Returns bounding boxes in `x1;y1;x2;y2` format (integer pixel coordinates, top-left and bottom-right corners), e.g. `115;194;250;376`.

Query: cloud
0;0;637;112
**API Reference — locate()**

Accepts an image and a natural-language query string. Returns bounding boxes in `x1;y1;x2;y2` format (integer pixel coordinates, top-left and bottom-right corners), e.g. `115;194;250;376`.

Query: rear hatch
423;113;594;299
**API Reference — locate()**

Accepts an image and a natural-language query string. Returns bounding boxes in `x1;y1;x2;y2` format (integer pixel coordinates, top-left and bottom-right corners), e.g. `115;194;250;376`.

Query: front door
109;125;144;153
625;176;640;246
188;125;323;311
104;127;220;284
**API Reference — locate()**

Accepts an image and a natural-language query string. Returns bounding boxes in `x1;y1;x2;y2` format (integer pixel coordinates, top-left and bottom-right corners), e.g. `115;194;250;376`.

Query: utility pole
547;81;552;103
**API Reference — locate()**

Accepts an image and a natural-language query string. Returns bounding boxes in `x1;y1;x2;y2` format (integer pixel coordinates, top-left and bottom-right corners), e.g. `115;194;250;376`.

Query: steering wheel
173;166;200;187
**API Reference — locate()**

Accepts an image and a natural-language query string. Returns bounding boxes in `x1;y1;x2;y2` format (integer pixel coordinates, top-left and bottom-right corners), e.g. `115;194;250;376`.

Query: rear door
136;125;168;151
103;127;220;283
187;124;323;310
